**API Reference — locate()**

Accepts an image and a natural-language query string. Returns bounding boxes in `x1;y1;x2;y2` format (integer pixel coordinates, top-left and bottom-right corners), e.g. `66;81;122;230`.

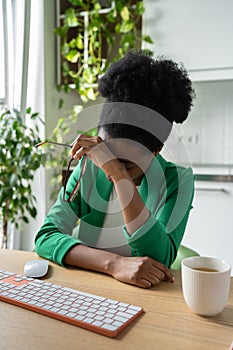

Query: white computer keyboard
0;269;143;337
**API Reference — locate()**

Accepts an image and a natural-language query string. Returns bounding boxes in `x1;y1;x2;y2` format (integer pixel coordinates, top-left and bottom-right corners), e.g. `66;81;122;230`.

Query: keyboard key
102;324;118;331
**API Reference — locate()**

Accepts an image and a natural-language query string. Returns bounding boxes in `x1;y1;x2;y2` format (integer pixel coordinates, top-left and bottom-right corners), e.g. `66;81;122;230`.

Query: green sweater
35;154;194;267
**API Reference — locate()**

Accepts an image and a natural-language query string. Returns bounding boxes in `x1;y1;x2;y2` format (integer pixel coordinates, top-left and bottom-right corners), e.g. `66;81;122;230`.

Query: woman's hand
71;134;126;179
110;255;175;288
71;134;102;160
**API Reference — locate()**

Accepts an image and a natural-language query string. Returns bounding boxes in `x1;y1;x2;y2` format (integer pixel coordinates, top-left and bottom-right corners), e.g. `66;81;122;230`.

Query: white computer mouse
24;259;49;278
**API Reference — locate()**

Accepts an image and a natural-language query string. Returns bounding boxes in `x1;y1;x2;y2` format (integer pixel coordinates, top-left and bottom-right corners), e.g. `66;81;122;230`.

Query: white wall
143;0;233;81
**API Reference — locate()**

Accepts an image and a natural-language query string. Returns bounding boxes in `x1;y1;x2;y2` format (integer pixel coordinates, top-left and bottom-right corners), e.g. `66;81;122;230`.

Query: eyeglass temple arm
35;140;72;148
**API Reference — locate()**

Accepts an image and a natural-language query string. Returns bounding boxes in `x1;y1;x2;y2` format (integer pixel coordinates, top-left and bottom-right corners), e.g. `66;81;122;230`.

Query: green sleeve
35;160;87;266
123;167;194;267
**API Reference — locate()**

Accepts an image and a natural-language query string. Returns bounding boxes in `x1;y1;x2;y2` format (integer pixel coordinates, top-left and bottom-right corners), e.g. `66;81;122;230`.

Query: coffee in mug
181;256;231;316
192;267;219;272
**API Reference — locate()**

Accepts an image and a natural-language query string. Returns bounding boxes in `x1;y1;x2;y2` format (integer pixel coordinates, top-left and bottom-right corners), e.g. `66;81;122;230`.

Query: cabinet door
161;81;233;166
182;181;233;273
143;0;233;81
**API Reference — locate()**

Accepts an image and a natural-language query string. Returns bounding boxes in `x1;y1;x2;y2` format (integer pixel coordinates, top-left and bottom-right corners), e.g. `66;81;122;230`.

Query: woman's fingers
137;267;166;288
137;279;153;289
136;259;175;288
151;260;174;282
71;134;103;156
71;135;103;158
150;264;166;278
71;135;122;177
112;256;174;289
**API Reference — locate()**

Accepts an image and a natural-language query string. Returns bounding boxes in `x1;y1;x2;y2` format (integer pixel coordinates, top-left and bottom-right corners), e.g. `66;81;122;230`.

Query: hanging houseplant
54;0;153;104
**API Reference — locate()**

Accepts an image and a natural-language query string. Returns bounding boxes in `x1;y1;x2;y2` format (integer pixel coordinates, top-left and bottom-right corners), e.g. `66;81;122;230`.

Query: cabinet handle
195;188;229;194
194;174;233;182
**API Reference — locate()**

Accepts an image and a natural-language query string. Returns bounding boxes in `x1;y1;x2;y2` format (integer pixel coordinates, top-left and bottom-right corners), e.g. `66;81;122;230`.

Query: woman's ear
153;145;163;157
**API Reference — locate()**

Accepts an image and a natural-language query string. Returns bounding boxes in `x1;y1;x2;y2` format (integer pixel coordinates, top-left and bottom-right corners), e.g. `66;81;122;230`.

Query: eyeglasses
62;155;87;202
35;140;87;202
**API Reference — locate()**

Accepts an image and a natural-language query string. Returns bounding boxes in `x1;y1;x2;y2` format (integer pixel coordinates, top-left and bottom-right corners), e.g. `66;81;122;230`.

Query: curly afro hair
98;50;195;151
98;50;195;124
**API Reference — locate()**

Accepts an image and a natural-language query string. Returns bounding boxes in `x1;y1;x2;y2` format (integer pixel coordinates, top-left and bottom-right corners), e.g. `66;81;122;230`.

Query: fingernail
170;276;175;283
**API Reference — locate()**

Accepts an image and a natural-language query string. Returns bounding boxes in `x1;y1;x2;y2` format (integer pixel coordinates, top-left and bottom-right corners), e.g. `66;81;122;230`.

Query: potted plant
0;108;43;248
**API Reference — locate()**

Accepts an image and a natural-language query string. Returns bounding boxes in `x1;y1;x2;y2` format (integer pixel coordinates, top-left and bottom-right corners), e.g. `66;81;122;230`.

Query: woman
35;51;195;288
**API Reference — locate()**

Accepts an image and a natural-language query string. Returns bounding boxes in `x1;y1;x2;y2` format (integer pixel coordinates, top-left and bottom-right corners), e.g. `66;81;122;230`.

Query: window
0;0;6;105
0;0;14;109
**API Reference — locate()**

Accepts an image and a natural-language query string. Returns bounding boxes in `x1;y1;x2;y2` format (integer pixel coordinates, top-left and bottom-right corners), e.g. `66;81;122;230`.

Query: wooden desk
0;249;233;350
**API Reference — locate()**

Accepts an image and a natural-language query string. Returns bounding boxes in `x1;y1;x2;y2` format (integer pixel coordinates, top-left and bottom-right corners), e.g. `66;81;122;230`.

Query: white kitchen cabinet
181;178;233;274
161;80;233;166
143;0;233;81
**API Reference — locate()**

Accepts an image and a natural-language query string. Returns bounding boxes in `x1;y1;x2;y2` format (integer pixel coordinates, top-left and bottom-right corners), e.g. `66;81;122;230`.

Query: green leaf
65;49;80;63
142;48;154;57
122;41;130;52
120;7;129;21
76;34;83;49
115;23;121;34
69;38;77;48
142;35;154;44
121;33;135;47
93;41;101;49
68;70;79;78
80;93;89;103
106;10;117;23
64;8;79;28
22;216;29;223
29;207;37;218
68;0;84;6
120;20;134;33
64;84;71;93
73;104;83;115
61;43;70;56
53;26;68;37
135;2;145;16
86;88;96;101
58;99;64;109
117;47;124;58
30;112;39;120
93;2;101;11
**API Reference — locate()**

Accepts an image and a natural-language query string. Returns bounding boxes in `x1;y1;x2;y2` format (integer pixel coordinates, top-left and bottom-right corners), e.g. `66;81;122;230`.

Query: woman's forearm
64;244;174;288
63;244;119;275
111;169;150;235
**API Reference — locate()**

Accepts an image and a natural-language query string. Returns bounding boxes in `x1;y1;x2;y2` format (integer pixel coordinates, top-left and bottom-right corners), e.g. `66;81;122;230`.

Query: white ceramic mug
181;256;231;316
